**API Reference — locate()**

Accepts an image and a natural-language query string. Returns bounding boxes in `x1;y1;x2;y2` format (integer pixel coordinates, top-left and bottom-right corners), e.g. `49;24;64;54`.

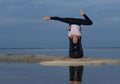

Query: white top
68;24;82;37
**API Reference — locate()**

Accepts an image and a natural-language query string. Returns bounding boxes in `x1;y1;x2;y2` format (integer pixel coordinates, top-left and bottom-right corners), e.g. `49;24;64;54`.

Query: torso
68;24;82;38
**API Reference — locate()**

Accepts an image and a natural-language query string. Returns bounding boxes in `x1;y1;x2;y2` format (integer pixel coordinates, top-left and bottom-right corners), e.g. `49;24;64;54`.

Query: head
72;35;78;44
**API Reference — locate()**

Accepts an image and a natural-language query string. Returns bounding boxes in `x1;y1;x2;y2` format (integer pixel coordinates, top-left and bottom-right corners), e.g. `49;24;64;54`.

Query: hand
80;9;85;15
42;16;50;20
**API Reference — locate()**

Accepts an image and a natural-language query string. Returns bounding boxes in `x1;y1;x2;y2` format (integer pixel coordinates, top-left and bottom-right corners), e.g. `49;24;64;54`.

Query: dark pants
69;37;84;81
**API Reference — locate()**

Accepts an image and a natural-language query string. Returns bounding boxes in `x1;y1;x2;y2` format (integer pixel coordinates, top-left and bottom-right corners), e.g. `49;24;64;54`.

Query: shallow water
0;48;120;84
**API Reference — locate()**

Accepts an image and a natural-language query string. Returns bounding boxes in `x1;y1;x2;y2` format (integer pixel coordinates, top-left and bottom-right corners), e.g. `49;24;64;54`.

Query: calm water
0;48;120;84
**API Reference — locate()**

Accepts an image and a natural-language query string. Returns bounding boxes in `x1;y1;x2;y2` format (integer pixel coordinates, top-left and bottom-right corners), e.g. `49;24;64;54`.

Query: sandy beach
0;54;120;66
0;54;61;64
40;57;120;66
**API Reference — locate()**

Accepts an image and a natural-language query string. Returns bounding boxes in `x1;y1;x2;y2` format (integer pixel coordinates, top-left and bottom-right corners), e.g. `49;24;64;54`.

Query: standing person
42;9;93;84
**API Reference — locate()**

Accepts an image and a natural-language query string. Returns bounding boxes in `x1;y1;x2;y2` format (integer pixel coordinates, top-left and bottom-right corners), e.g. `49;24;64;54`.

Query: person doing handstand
42;9;93;84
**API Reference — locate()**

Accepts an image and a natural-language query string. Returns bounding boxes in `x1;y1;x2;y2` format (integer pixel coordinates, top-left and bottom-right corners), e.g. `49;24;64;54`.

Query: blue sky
0;0;120;48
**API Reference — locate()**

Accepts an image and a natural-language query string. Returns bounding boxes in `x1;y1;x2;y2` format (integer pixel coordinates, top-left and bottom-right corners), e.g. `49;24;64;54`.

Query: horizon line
0;47;120;49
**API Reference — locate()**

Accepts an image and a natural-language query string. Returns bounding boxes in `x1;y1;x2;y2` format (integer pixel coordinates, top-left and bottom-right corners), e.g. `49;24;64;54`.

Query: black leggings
69;37;84;81
69;66;84;81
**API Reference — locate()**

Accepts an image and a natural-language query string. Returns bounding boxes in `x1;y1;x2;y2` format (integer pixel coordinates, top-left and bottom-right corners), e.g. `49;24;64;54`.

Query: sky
0;0;120;48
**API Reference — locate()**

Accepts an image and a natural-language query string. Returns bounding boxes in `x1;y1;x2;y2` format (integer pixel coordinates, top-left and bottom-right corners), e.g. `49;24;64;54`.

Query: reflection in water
69;66;84;84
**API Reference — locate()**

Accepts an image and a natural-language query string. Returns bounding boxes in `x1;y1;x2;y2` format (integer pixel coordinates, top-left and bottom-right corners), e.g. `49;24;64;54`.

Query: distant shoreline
0;47;120;49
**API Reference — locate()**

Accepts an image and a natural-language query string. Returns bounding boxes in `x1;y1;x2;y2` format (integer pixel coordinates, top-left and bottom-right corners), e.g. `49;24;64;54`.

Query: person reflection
69;66;84;84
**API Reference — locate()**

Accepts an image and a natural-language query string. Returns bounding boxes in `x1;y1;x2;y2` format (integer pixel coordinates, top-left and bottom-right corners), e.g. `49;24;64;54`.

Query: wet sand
40;57;120;66
0;54;120;66
0;54;60;63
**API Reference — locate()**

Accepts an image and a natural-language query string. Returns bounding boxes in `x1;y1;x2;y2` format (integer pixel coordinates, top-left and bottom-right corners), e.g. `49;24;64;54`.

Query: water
0;48;120;84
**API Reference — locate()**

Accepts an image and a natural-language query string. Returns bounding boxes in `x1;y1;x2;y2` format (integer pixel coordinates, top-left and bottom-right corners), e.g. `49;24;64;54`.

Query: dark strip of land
0;54;61;64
